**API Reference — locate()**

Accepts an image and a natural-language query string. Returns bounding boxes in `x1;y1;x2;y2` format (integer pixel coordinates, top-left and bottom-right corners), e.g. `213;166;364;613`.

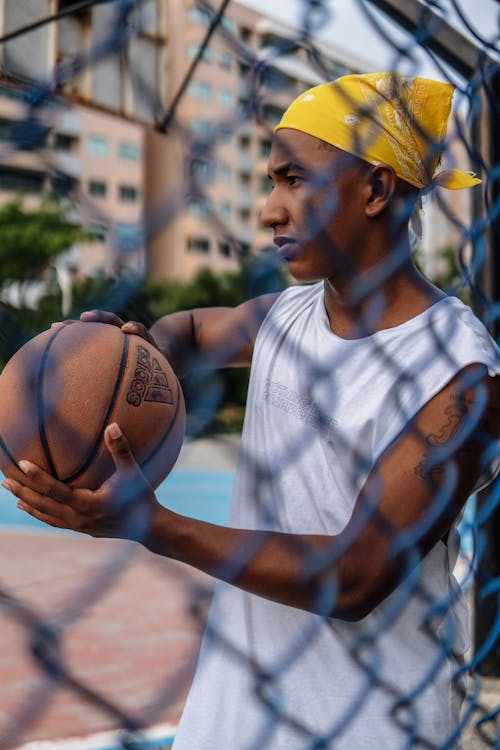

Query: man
4;73;500;748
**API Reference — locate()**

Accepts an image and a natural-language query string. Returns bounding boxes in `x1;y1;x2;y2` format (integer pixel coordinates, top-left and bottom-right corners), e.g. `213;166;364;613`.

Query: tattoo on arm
414;394;477;482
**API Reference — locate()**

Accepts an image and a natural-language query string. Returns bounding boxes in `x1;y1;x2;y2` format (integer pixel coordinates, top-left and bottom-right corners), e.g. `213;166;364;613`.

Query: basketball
0;322;186;490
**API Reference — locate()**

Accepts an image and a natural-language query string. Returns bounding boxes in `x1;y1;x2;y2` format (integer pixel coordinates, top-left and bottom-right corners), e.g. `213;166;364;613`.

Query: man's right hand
51;310;159;350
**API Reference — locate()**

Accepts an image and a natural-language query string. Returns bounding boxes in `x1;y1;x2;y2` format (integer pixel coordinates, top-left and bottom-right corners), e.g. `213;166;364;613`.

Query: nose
261;187;288;230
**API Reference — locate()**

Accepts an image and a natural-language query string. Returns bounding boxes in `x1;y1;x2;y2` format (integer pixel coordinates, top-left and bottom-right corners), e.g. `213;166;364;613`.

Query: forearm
145;507;365;618
149;307;252;377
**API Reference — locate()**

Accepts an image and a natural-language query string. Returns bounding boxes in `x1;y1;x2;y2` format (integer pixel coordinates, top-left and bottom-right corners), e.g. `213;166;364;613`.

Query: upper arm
335;364;500;617
149;293;280;375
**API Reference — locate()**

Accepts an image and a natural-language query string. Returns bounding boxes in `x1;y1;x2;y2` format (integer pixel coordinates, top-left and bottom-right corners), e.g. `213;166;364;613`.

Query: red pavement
0;528;213;748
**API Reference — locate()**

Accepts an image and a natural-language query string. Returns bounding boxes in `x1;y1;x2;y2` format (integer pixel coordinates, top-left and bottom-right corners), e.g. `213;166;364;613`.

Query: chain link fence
0;0;499;748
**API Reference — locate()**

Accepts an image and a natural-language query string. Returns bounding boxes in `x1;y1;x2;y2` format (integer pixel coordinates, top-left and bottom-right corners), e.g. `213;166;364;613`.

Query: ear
365;164;397;218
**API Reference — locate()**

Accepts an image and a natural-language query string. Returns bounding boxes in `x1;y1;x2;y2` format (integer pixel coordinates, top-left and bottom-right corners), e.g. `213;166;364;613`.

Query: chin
287;261;329;285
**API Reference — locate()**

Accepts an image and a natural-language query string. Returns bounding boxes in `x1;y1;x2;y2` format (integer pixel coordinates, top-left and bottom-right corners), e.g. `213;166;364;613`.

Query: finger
104;423;139;472
3;478;73;522
51;320;78;330
80;310;124;327
16;500;71;530
14;460;73;504
121;321;158;347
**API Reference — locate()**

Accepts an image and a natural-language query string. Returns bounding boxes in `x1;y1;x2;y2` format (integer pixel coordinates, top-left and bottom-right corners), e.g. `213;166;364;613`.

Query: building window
187;43;212;62
87;135;109;157
88;179;107;197
0;166;44;193
260;32;292;53
219;202;232;220
219;163;233;182
52;174;77;196
191;120;212;138
187;6;211;26
220;16;236;33
219;242;231;257
187;5;234;31
259;138;272;158
261;104;283;128
187;197;213;218
239;62;250;78
240;27;252;42
0;118;49;149
260;175;273;194
0;84;25;102
0;118;13;141
187;81;213;101
116;223;143;252
239;208;251;223
54;133;76;151
118;142;141;160
219;52;233;69
239;134;251;150
260;66;297;96
218;127;232;144
218;90;234;109
188;236;210;253
118;184;139;202
89;221;108;240
238;98;252;118
185;157;214;181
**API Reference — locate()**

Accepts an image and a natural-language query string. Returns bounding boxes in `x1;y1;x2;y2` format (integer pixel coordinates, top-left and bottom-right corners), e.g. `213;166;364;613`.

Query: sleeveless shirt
173;284;500;750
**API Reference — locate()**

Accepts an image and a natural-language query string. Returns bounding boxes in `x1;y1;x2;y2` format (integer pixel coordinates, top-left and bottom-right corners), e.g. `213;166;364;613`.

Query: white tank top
173;284;500;750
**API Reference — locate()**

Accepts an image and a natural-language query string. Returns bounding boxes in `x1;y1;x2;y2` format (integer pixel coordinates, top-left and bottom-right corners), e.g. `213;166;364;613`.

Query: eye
287;174;302;186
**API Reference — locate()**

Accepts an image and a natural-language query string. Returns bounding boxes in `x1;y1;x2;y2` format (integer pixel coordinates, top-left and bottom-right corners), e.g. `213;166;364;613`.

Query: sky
241;0;499;84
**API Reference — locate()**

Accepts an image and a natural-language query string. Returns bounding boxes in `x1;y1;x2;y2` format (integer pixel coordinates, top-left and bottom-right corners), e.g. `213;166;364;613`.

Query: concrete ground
0;530;212;748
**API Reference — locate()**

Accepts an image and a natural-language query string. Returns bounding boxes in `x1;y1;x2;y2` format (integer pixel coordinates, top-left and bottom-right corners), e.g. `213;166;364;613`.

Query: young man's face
262;128;370;284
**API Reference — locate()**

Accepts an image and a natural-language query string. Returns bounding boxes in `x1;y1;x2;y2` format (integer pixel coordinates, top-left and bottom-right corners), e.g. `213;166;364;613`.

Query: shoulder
387;296;500;377
262;282;323;323
432;297;500;374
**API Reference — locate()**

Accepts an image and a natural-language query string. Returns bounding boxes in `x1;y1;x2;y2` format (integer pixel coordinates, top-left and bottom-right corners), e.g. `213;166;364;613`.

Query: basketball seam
63;333;130;484
0;433;23;473
38;327;65;479
139;378;183;472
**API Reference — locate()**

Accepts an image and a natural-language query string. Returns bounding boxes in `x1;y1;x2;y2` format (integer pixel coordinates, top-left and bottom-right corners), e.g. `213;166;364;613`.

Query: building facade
0;0;478;286
145;1;356;281
0;85;145;285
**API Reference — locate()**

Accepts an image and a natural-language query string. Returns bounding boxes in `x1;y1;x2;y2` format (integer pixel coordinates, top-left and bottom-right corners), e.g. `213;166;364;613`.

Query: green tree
0;197;89;285
413;244;472;303
0;197;93;363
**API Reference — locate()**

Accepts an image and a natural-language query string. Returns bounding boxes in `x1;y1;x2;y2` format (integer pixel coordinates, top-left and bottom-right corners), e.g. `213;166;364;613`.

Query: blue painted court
0;467;234;531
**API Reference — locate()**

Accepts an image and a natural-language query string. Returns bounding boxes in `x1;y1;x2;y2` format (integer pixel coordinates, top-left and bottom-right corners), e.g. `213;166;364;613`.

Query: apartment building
77;106;144;276
0;0;477;285
0;84;145;285
0;88;80;209
145;1;355;281
137;1;476;285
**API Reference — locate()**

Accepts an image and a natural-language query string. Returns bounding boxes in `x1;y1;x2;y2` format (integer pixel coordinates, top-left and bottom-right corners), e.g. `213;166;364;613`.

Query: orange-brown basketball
0;322;186;490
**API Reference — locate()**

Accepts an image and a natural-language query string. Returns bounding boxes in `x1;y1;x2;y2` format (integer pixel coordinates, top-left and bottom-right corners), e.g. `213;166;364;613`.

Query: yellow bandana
274;72;480;191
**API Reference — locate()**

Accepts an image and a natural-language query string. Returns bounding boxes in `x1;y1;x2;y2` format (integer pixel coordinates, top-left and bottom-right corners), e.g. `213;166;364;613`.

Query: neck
323;260;445;339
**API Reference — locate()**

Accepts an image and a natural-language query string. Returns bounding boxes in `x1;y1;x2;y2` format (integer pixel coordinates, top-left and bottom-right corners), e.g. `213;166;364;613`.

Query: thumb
104;423;138;472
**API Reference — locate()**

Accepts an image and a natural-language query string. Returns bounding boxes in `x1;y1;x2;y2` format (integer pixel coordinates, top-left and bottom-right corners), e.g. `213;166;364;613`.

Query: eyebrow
267;161;307;179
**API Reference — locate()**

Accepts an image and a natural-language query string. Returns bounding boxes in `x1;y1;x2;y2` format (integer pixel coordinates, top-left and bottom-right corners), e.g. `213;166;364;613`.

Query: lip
273;236;299;259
